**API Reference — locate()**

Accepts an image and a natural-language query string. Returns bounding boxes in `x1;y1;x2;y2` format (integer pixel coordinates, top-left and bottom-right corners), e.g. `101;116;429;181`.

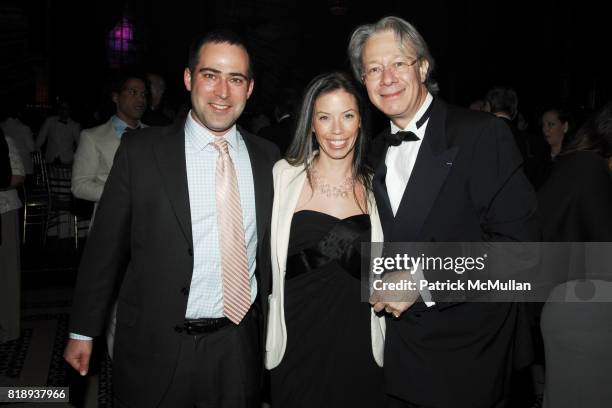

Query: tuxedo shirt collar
390;92;433;138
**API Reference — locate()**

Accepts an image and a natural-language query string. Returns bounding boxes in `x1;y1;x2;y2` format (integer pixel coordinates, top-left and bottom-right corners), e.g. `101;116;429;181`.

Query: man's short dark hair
110;71;147;95
187;29;252;79
486;86;518;118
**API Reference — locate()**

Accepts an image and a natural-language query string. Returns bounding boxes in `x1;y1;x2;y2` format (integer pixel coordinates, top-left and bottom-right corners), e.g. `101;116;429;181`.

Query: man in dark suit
64;30;279;408
486;86;548;188
348;17;538;408
486;86;527;159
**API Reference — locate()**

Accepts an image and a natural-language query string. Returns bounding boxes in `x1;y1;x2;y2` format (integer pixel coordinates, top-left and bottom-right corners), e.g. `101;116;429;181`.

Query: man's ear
246;78;254;99
184;68;192;92
418;59;430;84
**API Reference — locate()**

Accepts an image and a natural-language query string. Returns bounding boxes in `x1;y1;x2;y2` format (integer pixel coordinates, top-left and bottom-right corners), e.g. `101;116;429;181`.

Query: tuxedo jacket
265;159;386;369
71;119;121;202
69;122;279;407
370;99;539;408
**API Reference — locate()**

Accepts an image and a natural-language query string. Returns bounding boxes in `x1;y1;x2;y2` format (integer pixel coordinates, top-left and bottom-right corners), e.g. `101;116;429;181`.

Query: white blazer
265;159;386;369
71;120;120;202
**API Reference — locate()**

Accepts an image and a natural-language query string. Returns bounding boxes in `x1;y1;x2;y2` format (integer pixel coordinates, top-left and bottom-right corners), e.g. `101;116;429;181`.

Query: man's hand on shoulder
64;338;93;376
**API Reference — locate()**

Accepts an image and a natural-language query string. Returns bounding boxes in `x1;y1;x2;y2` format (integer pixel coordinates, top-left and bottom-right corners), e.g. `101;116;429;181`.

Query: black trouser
115;308;262;408
387;395;508;408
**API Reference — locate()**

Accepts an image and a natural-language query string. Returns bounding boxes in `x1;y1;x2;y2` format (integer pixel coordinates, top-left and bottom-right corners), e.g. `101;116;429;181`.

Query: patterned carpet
0;289;114;408
0;329;33;380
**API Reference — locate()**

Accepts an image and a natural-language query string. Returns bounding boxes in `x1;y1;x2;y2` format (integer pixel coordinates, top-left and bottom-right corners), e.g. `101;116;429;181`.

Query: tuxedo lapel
371;134;395;236
393;142;457;240
153;125;193;247
393;99;458;241
373;161;395;237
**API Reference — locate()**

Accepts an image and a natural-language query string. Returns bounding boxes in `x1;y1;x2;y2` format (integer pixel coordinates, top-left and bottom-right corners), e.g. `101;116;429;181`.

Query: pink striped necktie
211;138;251;324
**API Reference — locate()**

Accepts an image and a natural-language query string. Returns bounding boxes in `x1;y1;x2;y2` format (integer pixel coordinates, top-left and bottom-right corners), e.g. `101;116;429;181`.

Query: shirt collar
184;110;239;152
390;92;433;135
112;115;143;138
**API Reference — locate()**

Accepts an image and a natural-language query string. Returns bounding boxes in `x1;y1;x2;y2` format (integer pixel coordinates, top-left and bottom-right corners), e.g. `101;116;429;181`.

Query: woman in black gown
265;72;386;407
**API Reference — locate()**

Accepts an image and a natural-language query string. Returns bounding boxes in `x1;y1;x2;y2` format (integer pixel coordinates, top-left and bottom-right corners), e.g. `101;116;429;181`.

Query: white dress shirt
385;92;433;215
385;93;435;306
184;112;258;318
69;113;259;340
1;118;34;174
36;116;81;164
0;136;24;214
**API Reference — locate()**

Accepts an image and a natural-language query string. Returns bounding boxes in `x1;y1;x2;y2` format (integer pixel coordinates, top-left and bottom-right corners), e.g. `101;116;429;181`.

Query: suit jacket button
188;248;193;256
174;325;183;333
181;287;189;295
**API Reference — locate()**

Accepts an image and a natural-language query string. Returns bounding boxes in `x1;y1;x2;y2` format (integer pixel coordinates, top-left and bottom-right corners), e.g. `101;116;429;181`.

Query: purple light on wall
110;17;133;52
107;16;137;68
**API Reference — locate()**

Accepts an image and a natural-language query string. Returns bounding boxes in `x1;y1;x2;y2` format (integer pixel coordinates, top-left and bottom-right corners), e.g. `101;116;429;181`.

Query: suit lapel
240;127;272;249
393;99;458;240
100;121;121;165
153;124;193;247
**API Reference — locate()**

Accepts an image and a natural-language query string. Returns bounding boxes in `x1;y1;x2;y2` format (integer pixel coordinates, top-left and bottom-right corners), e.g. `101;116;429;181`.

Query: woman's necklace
310;167;355;199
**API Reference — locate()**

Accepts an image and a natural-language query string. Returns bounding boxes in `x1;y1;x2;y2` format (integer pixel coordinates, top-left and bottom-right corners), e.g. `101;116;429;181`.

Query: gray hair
348;16;438;93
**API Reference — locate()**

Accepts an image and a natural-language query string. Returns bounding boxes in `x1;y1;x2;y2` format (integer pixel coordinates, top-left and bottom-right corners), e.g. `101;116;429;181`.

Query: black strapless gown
270;210;386;407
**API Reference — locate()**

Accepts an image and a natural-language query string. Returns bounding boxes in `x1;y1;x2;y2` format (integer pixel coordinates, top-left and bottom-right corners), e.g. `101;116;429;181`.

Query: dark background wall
1;0;609;129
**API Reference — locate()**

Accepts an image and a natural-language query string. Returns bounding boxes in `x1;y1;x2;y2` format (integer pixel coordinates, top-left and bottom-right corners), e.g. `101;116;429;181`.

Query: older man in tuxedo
64;30;279;407
348;16;538;408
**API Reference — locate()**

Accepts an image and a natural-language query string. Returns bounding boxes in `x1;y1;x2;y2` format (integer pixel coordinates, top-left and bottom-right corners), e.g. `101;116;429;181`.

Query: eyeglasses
362;58;419;81
123;88;148;98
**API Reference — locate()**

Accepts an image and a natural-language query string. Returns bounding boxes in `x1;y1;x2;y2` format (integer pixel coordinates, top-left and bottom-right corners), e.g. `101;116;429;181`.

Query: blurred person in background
540;107;572;159
537;101;612;408
0;128;25;344
1;105;35;175
141;72;173;126
36;101;81;164
72;72;147;204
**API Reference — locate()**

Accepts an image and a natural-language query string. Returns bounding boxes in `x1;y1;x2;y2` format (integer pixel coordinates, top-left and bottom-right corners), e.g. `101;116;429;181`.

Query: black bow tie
385;130;419;146
385;99;435;147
